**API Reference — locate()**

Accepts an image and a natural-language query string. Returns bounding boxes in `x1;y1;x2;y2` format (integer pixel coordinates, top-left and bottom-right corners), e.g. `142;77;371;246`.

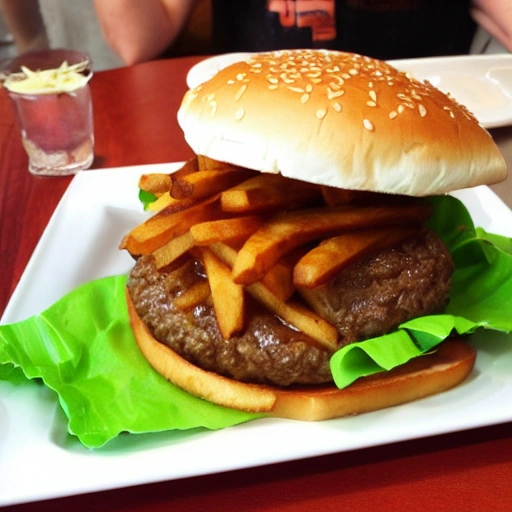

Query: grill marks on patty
127;229;454;387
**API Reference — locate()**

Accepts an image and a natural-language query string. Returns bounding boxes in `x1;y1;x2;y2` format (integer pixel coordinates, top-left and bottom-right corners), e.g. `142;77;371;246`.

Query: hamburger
122;49;507;420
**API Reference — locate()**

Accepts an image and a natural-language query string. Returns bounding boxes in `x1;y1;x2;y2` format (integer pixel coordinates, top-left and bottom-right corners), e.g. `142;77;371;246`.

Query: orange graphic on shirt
267;0;336;41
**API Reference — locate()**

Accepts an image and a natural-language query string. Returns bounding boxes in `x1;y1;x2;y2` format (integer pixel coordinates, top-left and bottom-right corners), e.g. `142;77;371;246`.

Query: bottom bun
127;290;476;420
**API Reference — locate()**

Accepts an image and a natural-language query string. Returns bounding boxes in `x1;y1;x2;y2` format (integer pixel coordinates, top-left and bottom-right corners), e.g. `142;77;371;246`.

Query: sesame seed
369;90;377;102
234;107;245;120
310;78;322;84
236;73;246;81
268;84;278;90
389;111;398;119
301;93;310;104
316;108;327;119
268;77;279;84
366;101;377;107
363;119;374;131
234;84;247;101
397;105;405;114
305;84;313;93
288;86;305;93
333;102;342;112
328;88;344;100
418;104;427;117
227;79;235;85
280;73;296;84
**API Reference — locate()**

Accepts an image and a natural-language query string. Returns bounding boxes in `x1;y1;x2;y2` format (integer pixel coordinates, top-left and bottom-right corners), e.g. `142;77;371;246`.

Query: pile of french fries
122;156;432;351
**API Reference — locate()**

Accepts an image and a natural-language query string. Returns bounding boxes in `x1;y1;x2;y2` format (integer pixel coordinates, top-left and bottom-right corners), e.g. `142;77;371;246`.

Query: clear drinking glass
3;49;94;176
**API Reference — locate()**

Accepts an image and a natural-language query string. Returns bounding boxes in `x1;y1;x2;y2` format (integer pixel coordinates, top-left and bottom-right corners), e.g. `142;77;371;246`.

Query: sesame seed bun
178;49;507;196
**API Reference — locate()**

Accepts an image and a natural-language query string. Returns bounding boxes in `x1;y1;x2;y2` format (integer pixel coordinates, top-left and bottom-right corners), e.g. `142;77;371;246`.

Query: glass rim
1;48;92;82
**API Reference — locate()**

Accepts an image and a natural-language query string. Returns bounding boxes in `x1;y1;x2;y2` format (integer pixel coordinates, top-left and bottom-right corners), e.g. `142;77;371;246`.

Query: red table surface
1;55;512;512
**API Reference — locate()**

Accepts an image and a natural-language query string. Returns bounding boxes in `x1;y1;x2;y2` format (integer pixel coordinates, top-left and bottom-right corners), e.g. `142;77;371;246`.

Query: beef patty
127;229;454;387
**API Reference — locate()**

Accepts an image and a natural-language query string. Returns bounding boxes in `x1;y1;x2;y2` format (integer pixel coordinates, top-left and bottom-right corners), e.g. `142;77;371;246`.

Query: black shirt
211;0;476;60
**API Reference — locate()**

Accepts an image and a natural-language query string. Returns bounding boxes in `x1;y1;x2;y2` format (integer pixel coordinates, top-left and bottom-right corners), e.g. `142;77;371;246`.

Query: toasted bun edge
127;289;476;420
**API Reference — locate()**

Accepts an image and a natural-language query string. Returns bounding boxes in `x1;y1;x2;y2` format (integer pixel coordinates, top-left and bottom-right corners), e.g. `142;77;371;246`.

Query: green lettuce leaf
138;189;157;210
0;275;261;448
329;195;512;387
1;194;511;447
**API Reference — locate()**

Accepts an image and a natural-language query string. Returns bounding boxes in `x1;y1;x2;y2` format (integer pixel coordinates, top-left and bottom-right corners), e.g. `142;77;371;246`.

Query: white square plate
1;164;512;507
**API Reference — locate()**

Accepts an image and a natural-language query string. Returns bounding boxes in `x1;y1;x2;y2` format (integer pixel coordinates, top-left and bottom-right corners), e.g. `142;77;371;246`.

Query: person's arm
0;0;48;53
471;0;512;51
93;0;198;65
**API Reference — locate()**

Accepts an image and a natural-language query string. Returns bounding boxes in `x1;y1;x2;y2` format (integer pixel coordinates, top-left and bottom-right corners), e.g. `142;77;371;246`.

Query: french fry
141;157;199;205
201;248;245;339
320;186;379;206
171;168;256;200
146;191;182;212
208;241;238;267
206;244;336;349
209;243;296;301
232;203;432;285
245;281;338;351
172;156;199;179
198;155;234;170
293;228;415;288
260;258;296;301
221;174;322;213
153;231;196;269
260;247;310;301
164;258;195;290
190;215;264;246
120;195;221;256
138;173;173;195
173;279;211;311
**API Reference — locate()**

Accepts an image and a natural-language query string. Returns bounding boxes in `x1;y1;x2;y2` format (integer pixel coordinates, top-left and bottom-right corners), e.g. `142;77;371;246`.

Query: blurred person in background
0;0;122;71
0;14;15;61
0;0;47;58
93;0;512;66
38;0;123;70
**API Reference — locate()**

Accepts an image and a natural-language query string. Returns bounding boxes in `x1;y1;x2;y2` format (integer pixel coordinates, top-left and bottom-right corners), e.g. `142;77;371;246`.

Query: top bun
178;49;507;196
